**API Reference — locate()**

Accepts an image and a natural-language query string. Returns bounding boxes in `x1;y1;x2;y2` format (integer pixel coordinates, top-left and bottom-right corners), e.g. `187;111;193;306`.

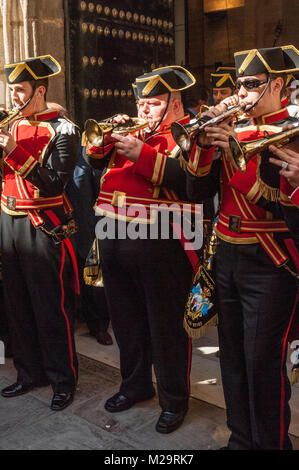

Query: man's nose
11;90;19;102
238;86;248;99
142;103;150;113
215;91;222;103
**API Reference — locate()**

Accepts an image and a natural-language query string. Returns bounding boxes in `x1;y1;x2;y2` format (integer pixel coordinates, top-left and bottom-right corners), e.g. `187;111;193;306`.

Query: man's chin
242;105;255;116
18;106;32;116
146;122;157;131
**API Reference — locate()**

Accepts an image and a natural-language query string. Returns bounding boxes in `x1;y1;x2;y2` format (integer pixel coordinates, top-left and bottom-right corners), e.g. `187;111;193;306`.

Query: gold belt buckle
228;215;241;233
111;191;126;208
7;196;16;211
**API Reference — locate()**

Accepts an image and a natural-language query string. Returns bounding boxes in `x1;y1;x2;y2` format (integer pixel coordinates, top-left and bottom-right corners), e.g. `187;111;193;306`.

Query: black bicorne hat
234;45;299;78
132;65;196;99
286;72;299;87
5;55;61;84
210;66;236;89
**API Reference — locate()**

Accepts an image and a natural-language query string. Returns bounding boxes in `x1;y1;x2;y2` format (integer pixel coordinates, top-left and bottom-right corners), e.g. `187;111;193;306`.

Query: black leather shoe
104;390;155;413
104;393;134;412
50;392;74;411
96;331;113;346
1;382;35;398
155;409;187;434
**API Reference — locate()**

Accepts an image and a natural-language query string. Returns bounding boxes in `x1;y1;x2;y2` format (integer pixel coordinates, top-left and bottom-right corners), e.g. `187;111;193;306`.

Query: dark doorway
64;0;175;130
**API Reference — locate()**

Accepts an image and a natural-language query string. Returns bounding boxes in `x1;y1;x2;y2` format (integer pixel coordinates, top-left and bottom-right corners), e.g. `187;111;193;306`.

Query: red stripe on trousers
44;209;80;294
44;209;78;386
59;242;77;386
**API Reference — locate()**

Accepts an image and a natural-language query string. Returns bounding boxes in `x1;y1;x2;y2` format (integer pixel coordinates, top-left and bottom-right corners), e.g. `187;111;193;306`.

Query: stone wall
0;0;65;108
187;0;299;88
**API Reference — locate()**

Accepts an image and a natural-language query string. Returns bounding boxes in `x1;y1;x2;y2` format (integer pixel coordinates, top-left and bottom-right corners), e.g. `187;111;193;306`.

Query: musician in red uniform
0;56;80;411
186;46;299;450
211;66;236;105
83;66;204;433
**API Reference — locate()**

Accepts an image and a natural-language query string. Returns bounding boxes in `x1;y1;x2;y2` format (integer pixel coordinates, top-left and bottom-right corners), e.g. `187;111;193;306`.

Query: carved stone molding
0;0;65;107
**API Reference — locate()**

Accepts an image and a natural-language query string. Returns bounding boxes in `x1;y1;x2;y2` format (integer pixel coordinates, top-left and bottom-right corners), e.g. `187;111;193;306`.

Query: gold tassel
258;177;279;201
83;265;104;287
183;314;218;339
257;164;279;202
291;367;299;386
83;238;104;287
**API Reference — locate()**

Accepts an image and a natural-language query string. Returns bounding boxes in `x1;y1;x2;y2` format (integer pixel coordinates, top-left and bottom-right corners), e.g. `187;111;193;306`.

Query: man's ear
172;99;182;115
271;77;284;96
36;86;46;98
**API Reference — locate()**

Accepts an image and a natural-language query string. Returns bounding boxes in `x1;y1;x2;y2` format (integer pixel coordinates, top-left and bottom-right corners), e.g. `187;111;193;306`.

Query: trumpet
229;122;299;173
85;116;148;146
171;103;247;152
0;108;21;129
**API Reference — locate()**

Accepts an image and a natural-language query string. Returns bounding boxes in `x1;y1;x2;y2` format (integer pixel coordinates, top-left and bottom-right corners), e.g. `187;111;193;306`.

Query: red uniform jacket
1;109;79;229
83;115;201;225
186;108;298;268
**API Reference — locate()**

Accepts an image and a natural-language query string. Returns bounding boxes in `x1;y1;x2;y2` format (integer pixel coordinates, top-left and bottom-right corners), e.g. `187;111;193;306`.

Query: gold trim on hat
135;65;196;96
211;73;235;87
141;76;160;96
5;54;61;82
235;45;299;75
286;73;296;86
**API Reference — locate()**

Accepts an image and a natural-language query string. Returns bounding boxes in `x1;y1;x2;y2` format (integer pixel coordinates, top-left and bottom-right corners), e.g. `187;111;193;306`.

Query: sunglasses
235;79;268;90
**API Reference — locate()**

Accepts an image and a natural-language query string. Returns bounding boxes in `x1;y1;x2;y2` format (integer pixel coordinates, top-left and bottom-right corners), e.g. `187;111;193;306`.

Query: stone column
0;0;66;108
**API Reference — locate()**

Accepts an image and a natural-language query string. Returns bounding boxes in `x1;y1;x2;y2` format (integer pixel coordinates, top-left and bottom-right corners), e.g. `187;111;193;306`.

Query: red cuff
86;140;115;159
279;175;298;206
289;187;299;208
134;143;167;185
187;141;215;177
4;145;37;178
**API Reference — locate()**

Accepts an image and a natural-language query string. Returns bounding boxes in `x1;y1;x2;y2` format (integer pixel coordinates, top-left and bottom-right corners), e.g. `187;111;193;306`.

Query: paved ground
0;354;230;451
0;353;298;451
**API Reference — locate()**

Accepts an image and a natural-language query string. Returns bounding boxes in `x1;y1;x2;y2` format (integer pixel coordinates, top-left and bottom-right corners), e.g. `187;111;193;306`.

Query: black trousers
216;239;297;450
1;212;78;393
100;236;193;412
0;282;7;337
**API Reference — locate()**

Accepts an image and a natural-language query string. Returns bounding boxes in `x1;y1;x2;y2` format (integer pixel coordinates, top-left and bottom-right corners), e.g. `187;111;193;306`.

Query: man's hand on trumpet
200;94;239;121
0;128;17;155
204;120;238;168
102;114;130;144
112;132;144;162
106;114;143;162
196;95;240;167
269;145;299;188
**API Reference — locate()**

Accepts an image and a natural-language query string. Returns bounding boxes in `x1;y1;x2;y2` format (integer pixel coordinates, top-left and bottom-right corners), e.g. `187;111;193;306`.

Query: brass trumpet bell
171;119;200;152
229;122;299;173
171;103;246;153
0;109;21;128
85;119;112;147
84;117;148;146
